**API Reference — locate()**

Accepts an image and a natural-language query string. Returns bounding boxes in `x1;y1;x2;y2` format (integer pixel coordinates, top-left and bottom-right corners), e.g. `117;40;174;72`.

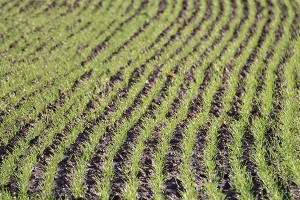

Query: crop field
0;0;300;199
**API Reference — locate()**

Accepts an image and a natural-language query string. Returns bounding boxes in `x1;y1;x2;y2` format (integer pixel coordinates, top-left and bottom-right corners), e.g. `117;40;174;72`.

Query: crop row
0;0;299;199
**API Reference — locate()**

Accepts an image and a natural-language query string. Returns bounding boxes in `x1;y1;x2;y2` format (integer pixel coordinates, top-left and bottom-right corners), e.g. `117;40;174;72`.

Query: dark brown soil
1;0;299;199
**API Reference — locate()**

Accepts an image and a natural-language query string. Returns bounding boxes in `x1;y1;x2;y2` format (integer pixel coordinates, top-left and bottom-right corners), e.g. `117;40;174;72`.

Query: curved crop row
0;0;299;199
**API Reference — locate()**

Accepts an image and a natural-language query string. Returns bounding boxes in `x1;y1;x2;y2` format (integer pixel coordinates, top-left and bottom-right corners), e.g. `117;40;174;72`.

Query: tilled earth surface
0;0;300;199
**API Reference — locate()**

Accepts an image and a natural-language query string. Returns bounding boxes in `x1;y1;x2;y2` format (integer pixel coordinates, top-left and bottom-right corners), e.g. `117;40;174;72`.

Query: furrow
0;1;171;197
82;1;227;198
0;0;151;148
0;0;131;112
222;0;295;199
1;0;300;199
24;0;197;197
136;0;241;198
81;0;149;66
107;1;201;197
178;0;273;199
